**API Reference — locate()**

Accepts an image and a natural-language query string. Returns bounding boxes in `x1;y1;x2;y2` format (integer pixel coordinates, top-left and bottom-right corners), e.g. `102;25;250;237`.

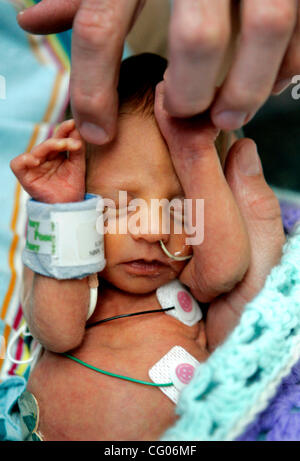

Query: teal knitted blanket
162;206;300;441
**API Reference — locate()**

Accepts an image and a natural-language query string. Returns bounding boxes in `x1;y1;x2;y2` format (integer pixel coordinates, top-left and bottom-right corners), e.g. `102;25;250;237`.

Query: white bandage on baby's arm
23;193;106;280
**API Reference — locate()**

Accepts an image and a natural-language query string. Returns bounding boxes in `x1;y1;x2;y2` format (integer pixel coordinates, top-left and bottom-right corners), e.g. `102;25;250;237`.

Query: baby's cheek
102;232;126;266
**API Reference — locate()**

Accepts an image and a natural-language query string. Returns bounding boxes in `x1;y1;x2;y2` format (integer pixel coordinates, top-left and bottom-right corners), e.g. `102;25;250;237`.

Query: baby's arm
11;120;91;353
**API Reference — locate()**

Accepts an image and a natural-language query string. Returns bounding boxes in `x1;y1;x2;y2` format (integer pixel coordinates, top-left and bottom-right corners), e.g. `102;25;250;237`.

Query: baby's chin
99;268;179;295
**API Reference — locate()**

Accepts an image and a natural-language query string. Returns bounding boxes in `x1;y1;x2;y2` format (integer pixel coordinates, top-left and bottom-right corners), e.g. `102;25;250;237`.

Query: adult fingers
164;0;231;118
206;139;286;349
155;82;250;303
211;0;298;130
19;0;146;145
273;3;300;94
17;0;81;34
70;0;144;145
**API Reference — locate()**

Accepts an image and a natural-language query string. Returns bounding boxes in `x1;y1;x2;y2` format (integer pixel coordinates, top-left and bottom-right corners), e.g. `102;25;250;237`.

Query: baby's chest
71;311;208;411
77;282;208;391
29;282;208;440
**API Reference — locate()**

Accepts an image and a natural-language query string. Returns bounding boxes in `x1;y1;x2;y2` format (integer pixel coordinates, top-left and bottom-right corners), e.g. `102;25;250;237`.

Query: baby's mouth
122;259;168;276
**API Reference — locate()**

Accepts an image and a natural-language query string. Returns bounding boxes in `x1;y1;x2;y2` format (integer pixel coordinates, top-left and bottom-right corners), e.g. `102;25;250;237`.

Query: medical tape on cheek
23;193;106;279
148;346;200;404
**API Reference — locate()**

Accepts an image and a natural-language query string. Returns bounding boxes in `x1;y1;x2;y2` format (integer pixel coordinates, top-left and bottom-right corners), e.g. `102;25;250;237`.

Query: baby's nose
132;229;169;245
129;201;170;244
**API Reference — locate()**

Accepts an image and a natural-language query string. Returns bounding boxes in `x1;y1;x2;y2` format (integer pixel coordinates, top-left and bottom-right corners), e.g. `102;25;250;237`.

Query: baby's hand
10;119;86;203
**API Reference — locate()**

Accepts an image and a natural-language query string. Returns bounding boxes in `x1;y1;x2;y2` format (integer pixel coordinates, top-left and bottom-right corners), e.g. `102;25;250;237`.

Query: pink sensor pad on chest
177;291;193;312
149;346;200;404
156;280;202;326
175;363;195;384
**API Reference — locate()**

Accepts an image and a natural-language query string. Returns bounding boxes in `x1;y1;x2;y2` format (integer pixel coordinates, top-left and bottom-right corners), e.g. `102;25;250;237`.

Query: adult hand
205;138;286;350
164;0;300;129
18;1;300;142
154;81;286;351
17;0;146;145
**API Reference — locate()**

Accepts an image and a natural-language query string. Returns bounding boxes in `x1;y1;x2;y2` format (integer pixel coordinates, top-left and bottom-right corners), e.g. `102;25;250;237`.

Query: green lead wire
64;354;174;388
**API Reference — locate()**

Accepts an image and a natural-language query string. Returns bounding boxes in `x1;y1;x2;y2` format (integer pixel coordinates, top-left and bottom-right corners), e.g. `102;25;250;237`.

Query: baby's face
86;113;192;294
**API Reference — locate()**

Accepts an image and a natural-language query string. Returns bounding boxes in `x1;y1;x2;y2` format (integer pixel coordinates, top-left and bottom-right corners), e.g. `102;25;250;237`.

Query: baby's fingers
53;119;76;138
10;153;40;176
30;137;82;160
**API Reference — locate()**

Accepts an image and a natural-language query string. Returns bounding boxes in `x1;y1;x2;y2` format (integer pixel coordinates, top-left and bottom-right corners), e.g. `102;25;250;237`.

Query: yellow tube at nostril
159;240;192;261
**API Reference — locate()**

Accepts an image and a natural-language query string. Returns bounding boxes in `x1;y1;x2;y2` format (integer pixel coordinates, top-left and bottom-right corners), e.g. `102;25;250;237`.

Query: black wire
86;306;176;330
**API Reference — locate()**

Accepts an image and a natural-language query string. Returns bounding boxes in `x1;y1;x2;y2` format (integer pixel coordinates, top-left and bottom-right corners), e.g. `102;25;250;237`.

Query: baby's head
85;54;221;295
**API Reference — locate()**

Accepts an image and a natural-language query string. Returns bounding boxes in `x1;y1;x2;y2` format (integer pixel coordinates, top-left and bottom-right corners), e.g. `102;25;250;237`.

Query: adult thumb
225;138;286;299
205;139;286;351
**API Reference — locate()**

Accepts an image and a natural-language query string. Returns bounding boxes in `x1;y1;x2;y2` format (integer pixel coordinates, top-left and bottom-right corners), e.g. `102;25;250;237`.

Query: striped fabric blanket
0;0;71;380
0;0;300;441
0;0;131;381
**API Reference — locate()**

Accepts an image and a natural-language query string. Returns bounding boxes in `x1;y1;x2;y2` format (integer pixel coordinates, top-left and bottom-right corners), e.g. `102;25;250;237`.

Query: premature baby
10;54;251;440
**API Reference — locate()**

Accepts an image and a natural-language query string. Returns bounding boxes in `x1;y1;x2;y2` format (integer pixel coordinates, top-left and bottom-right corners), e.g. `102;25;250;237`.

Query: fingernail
237;143;262;176
80;122;109;145
69;141;81;149
213;110;248;130
272;78;291;95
